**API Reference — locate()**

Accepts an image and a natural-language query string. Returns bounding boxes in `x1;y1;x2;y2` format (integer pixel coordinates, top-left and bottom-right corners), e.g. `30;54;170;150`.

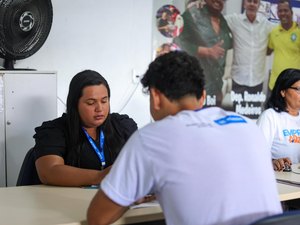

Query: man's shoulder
224;12;240;21
224;13;246;28
209;109;253;125
188;107;253;126
271;24;281;32
269;24;281;37
291;22;300;32
257;15;273;29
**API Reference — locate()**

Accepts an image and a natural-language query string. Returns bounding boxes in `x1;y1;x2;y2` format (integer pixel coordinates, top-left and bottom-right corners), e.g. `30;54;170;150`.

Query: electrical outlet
132;69;141;84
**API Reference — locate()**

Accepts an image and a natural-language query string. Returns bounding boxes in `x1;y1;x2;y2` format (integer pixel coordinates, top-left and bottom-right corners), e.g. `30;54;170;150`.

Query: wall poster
152;0;300;119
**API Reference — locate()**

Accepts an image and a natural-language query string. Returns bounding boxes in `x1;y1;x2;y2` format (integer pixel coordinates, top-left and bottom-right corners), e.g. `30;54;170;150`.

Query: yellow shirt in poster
268;22;300;90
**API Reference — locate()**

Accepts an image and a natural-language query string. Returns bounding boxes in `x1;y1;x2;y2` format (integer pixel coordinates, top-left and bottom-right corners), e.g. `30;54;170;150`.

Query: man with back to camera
87;51;282;225
268;0;300;92
225;0;273;119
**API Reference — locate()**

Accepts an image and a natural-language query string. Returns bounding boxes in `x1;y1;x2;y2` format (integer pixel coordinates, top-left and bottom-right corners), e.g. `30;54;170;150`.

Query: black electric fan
0;0;53;69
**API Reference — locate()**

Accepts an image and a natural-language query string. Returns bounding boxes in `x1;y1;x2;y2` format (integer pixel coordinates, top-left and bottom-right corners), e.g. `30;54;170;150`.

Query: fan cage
0;0;53;60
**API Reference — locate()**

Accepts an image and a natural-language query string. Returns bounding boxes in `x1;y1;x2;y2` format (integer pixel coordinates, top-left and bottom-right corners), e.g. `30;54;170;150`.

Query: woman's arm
35;155;110;187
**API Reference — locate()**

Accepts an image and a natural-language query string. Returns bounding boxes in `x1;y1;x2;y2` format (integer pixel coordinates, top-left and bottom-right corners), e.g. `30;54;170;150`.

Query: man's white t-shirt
257;108;300;163
102;107;282;225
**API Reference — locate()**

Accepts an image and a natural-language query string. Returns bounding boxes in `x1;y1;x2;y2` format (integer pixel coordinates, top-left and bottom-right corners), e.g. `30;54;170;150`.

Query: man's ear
150;88;162;110
199;90;206;108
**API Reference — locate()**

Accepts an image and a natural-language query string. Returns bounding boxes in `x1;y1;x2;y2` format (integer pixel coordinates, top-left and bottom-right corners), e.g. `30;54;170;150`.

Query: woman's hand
95;166;112;184
272;158;292;171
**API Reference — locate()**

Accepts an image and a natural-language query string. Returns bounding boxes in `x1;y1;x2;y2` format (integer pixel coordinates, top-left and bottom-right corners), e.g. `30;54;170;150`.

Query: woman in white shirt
257;69;300;171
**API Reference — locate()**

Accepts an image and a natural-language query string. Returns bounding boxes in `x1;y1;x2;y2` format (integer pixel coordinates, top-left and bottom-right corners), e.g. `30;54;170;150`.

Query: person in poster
267;0;300;92
225;0;273;119
156;5;183;38
174;0;232;107
157;10;173;38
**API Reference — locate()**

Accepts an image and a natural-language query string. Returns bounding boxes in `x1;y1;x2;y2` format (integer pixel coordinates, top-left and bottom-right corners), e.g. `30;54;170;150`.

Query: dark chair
250;210;300;225
16;148;42;186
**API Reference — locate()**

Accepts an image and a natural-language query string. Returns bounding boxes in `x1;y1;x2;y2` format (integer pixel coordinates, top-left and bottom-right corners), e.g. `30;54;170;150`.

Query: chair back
250;210;300;225
16;148;41;186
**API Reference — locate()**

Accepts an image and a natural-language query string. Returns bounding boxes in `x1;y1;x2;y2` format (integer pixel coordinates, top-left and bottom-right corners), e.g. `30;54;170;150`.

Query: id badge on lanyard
82;128;106;169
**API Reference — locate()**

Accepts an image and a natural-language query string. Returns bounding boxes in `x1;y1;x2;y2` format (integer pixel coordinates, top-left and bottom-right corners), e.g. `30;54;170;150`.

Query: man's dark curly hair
141;51;205;101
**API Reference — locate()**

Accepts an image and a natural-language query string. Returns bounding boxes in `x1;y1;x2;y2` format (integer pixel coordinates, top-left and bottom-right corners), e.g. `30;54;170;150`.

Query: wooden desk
277;182;300;201
275;170;300;201
0;185;163;225
1;180;300;225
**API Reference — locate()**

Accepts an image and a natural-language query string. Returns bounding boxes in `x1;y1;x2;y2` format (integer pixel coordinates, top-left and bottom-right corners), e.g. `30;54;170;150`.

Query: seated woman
257;69;300;171
33;70;137;186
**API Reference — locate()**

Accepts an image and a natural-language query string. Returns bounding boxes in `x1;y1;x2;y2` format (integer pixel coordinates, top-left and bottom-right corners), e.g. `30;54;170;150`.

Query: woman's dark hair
266;68;300;112
141;51;205;101
65;70;120;166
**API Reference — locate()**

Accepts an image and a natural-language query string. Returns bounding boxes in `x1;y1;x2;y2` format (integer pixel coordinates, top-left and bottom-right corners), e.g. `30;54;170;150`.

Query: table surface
277;182;300;201
1;174;300;225
275;169;300;201
0;185;163;225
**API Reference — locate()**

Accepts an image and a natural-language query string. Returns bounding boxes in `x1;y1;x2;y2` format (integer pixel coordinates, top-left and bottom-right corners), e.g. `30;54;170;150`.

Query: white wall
224;0;243;15
15;0;153;127
14;0;242;128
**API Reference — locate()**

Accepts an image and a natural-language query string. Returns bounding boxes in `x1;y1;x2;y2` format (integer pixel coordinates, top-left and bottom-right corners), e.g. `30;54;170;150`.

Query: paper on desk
130;200;159;209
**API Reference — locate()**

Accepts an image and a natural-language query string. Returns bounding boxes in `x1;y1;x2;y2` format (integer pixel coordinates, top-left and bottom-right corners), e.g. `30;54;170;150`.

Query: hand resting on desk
272;158;292;171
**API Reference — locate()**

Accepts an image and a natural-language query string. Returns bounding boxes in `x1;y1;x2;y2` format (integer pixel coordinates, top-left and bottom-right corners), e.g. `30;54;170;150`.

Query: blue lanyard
82;128;106;168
